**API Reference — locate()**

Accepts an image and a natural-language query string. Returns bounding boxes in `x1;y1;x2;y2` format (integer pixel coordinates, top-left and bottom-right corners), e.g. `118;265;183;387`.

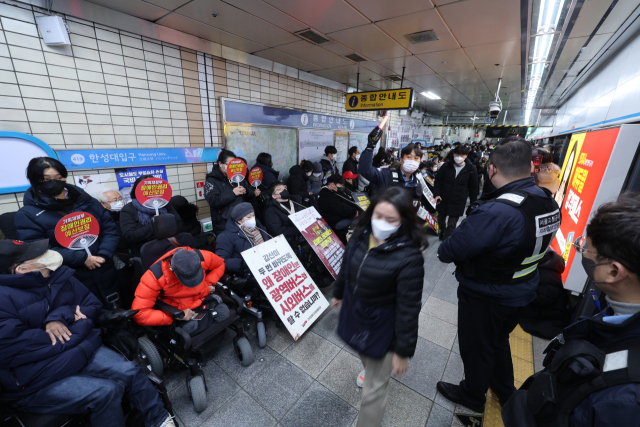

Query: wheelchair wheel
188;375;207;413
138;336;164;377
256;321;267;348
234;337;254;366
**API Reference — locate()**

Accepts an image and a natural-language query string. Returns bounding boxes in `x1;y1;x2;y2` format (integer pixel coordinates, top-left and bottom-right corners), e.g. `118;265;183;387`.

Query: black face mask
581;255;612;284
38;179;66;197
337;186;345;193
279;190;290;200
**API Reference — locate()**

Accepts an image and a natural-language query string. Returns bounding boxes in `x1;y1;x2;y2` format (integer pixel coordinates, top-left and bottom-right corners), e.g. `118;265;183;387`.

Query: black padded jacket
332;232;425;358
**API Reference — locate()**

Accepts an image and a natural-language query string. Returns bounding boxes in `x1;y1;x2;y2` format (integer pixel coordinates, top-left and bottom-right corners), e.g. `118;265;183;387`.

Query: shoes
436;381;485;413
438;232;444;241
159;415;176;427
356;369;365;387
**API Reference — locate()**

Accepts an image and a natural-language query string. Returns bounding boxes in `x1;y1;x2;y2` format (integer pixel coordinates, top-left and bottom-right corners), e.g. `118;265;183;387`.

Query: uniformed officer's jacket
437;177;550;307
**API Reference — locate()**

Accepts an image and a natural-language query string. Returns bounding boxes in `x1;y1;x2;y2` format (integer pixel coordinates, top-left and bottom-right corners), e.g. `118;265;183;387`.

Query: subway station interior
2;0;640;426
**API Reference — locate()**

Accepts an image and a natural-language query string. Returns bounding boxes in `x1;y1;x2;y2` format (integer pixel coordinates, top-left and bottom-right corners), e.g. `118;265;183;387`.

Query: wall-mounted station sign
345;88;414;112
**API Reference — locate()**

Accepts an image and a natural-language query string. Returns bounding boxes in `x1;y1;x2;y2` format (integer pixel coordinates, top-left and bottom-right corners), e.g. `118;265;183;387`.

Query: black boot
436;382;485;413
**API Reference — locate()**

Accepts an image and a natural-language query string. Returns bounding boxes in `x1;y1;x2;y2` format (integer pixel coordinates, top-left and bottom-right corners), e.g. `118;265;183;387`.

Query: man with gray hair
96;189;125;213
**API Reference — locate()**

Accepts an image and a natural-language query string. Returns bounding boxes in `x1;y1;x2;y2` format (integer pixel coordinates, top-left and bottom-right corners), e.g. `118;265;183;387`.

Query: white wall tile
0;3;35;23
87;124;112;135
27;110;59;122
0;82;20;96
99;51;124;66
129;88;149;99
106;84;129;97
58;112;87;123
0;119;29;132
29;122;61;133
50;77;79;91
0;107;26;120
95;28;120;44
132;107;152;117
16;72;49;87
109;105;133;116
62;123;90;133
112;115;133;125
9;45;44;62
52;90;82;102
79;80;106;93
82;92;108;104
77;69;104;83
0;94;23;108
84;103;110;115
5;32;39;50
124;56;145;70
70;33;97;50
125;67;146;80
47;64;78;79
23;98;59;111
102;63;126;76
131;98;151;109
2;17;37;37
44;51;75;68
67;21;95;38
86;113;112;124
120;35;142;50
74;58;102;72
33;133;65;146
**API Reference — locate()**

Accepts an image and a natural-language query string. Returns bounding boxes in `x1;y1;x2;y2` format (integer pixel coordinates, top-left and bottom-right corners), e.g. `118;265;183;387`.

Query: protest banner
415;172;437;209
54;212;100;256
115;166;167;203
351;192;371;211
289;207;345;278
226;158;247;184
134;177;172;215
241;235;329;340
248;167;263;188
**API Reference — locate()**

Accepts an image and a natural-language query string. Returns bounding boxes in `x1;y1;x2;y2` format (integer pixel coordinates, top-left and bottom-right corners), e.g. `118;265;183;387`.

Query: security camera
488;100;502;119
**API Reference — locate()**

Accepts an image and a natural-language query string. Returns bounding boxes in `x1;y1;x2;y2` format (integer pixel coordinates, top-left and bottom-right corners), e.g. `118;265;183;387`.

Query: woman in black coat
119;175;184;257
433;146;479;239
285;160;314;199
263;182;304;240
250;152;280;191
333;186;426;427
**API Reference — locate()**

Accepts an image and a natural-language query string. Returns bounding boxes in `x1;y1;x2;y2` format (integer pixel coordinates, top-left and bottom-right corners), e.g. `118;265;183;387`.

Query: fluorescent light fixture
421;91;440;100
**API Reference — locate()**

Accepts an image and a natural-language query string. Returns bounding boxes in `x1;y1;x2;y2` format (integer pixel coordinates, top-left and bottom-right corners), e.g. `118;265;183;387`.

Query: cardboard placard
54;212;100;256
226;158;247;184
249;167;263;188
415;172;437;209
134;177;172;214
241;235;329;340
351;192;371;211
288;207;345;279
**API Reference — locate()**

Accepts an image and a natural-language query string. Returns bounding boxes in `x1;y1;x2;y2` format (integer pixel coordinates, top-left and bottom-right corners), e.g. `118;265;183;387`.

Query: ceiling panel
464;40;520;69
408;74;450;89
328;24;409;60
375;9;460;55
325;64;384;81
598;0;640;35
211;0;308;33
85;0;170;21
416;49;474;73
570;0;615;38
476;64;520;87
309;68;349;83
346;0;433;22
260;0;370;33
363;79;401;90
274;41;354;68
253;49;322;71
143;0;190;10
439;0;520;47
374;55;434;77
168;0;300;47
579;33;612;62
159;13;269;52
440;69;485;86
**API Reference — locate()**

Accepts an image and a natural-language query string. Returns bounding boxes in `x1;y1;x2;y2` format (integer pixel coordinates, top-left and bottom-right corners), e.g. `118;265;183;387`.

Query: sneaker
356;369;365;387
159;415;176;427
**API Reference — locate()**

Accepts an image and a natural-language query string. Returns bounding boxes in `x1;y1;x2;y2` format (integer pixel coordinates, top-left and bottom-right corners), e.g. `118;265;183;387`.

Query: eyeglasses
573;236;587;253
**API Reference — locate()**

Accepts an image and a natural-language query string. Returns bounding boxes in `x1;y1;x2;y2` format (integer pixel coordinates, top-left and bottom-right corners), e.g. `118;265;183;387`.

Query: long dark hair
353;186;428;250
256;152;273;168
26;157;67;186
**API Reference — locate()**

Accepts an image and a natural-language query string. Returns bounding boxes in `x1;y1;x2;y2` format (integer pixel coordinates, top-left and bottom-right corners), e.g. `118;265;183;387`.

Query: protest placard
134;177;172;215
226;158;247;184
241;235;329;340
115;166;167;203
54;212;100;256
248;167;263;188
351;192;371;211
289;207;345;278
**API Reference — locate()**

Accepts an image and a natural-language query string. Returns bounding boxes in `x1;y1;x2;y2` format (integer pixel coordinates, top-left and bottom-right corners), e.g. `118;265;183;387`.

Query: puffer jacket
316;187;357;229
320;154;339;177
215;218;271;278
433;159;479;217
119;200;184;257
204;163;255;235
0;267;102;400
332;232;425;358
285;165;310;198
250;162;279;191
132;246;226;326
263;197;303;240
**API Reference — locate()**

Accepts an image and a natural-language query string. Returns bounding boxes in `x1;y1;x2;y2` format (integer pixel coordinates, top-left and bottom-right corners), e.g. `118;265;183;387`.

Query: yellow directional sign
346;88;414;112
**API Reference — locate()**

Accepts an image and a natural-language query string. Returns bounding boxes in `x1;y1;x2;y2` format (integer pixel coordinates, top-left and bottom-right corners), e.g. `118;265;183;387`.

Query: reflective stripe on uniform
512;263;539;279
522;252;545;265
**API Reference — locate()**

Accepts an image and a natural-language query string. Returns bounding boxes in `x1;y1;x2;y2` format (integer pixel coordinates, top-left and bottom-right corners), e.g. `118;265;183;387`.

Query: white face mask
243;217;256;229
355;154;360;161
19;250;63;272
454;156;465;165
402;159;419;174
110;200;125;211
313;172;322;177
432;166;438;171
306;172;312;176
371;218;401;241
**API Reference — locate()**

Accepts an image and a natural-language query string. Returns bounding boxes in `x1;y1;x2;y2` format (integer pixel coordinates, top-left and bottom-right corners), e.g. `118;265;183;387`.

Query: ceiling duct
404;30;439;44
345;53;367;62
294;29;330;45
385;75;402;82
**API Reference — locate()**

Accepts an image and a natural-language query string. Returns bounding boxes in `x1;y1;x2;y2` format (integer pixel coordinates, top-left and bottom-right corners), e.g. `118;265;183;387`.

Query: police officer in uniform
436;136;561;412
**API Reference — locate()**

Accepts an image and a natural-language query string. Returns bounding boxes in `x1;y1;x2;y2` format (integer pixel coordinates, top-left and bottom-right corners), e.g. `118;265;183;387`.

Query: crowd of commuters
0;127;636;427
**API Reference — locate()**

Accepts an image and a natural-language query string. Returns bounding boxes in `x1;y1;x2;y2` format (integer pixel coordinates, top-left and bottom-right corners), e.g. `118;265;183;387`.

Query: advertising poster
73;173;116;196
554;133;585;207
241;235;329;340
289;207;345;278
299;129;335;163
115;166;167;203
550;128;619;283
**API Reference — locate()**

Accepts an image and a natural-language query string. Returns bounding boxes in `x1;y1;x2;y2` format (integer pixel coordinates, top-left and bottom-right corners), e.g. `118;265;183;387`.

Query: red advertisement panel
551;127;619;283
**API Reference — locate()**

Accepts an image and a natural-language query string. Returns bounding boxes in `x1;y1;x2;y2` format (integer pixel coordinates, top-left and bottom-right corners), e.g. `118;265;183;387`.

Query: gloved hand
367;124;384;149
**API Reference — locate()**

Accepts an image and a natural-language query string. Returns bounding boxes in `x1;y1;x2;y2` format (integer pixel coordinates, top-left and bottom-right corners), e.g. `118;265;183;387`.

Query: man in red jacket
132;247;228;335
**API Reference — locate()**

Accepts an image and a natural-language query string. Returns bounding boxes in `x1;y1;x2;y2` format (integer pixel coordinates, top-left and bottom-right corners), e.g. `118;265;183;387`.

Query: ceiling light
421;91;440;100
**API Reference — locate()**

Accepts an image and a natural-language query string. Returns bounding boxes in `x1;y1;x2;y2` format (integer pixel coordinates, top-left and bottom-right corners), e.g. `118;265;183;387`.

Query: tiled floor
161;232;548;427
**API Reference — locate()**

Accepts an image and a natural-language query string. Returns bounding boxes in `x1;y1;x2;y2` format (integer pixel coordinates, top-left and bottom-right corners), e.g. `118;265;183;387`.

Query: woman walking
333;186;427;427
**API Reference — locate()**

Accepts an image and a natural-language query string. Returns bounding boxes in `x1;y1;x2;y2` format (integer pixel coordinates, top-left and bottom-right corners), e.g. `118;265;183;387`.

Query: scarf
242;225;264;246
278;200;295;215
132;199;167;225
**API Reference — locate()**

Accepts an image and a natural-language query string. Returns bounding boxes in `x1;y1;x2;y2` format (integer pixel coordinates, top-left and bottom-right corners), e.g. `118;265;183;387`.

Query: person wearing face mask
433;145;479;240
0;239;176;427
251;152;280;191
320;145;339;179
316;174;360;244
503;193;640;427
308;161;324;196
342;171;359;192
263;182;305;240
286;160;315;201
343;146;360;188
15;157;120;305
215;203;271;278
332;187;427;427
436;137;560;414
204;149;258;235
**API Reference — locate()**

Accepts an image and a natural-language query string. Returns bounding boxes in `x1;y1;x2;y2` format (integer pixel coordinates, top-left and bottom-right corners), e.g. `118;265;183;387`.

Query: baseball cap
170;248;204;288
0;239;49;273
343;171;358;180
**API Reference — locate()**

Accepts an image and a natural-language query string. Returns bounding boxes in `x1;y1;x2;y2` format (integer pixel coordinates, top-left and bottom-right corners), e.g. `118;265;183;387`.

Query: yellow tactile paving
483;325;534;427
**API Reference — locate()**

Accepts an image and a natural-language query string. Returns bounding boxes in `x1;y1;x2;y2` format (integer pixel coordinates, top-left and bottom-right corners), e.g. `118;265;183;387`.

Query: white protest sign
241;235;329;340
415;172;437;209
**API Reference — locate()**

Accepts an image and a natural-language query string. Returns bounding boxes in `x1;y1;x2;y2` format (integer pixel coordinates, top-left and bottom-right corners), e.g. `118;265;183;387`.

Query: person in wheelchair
264;182;305;240
0;239;175;427
215;203;271;279
132;247;228;336
316;174;359;245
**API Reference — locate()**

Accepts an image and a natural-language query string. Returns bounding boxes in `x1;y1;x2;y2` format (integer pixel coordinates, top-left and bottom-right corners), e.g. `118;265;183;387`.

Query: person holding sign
205;149;257;235
264;182;305;240
333;187;427;427
316;174;359;244
15;157;120;304
286;160;315;199
250;152;280;191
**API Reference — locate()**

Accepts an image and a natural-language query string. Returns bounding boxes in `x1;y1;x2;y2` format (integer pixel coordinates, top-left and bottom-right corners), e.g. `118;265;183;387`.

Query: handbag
337;237;396;359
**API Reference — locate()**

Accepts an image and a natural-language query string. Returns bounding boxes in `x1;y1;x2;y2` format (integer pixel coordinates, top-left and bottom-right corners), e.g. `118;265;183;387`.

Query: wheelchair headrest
152;214;177;239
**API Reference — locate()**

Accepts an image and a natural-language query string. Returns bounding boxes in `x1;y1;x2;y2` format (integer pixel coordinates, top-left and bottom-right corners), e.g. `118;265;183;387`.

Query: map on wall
349;132;369;154
225;125;298;181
